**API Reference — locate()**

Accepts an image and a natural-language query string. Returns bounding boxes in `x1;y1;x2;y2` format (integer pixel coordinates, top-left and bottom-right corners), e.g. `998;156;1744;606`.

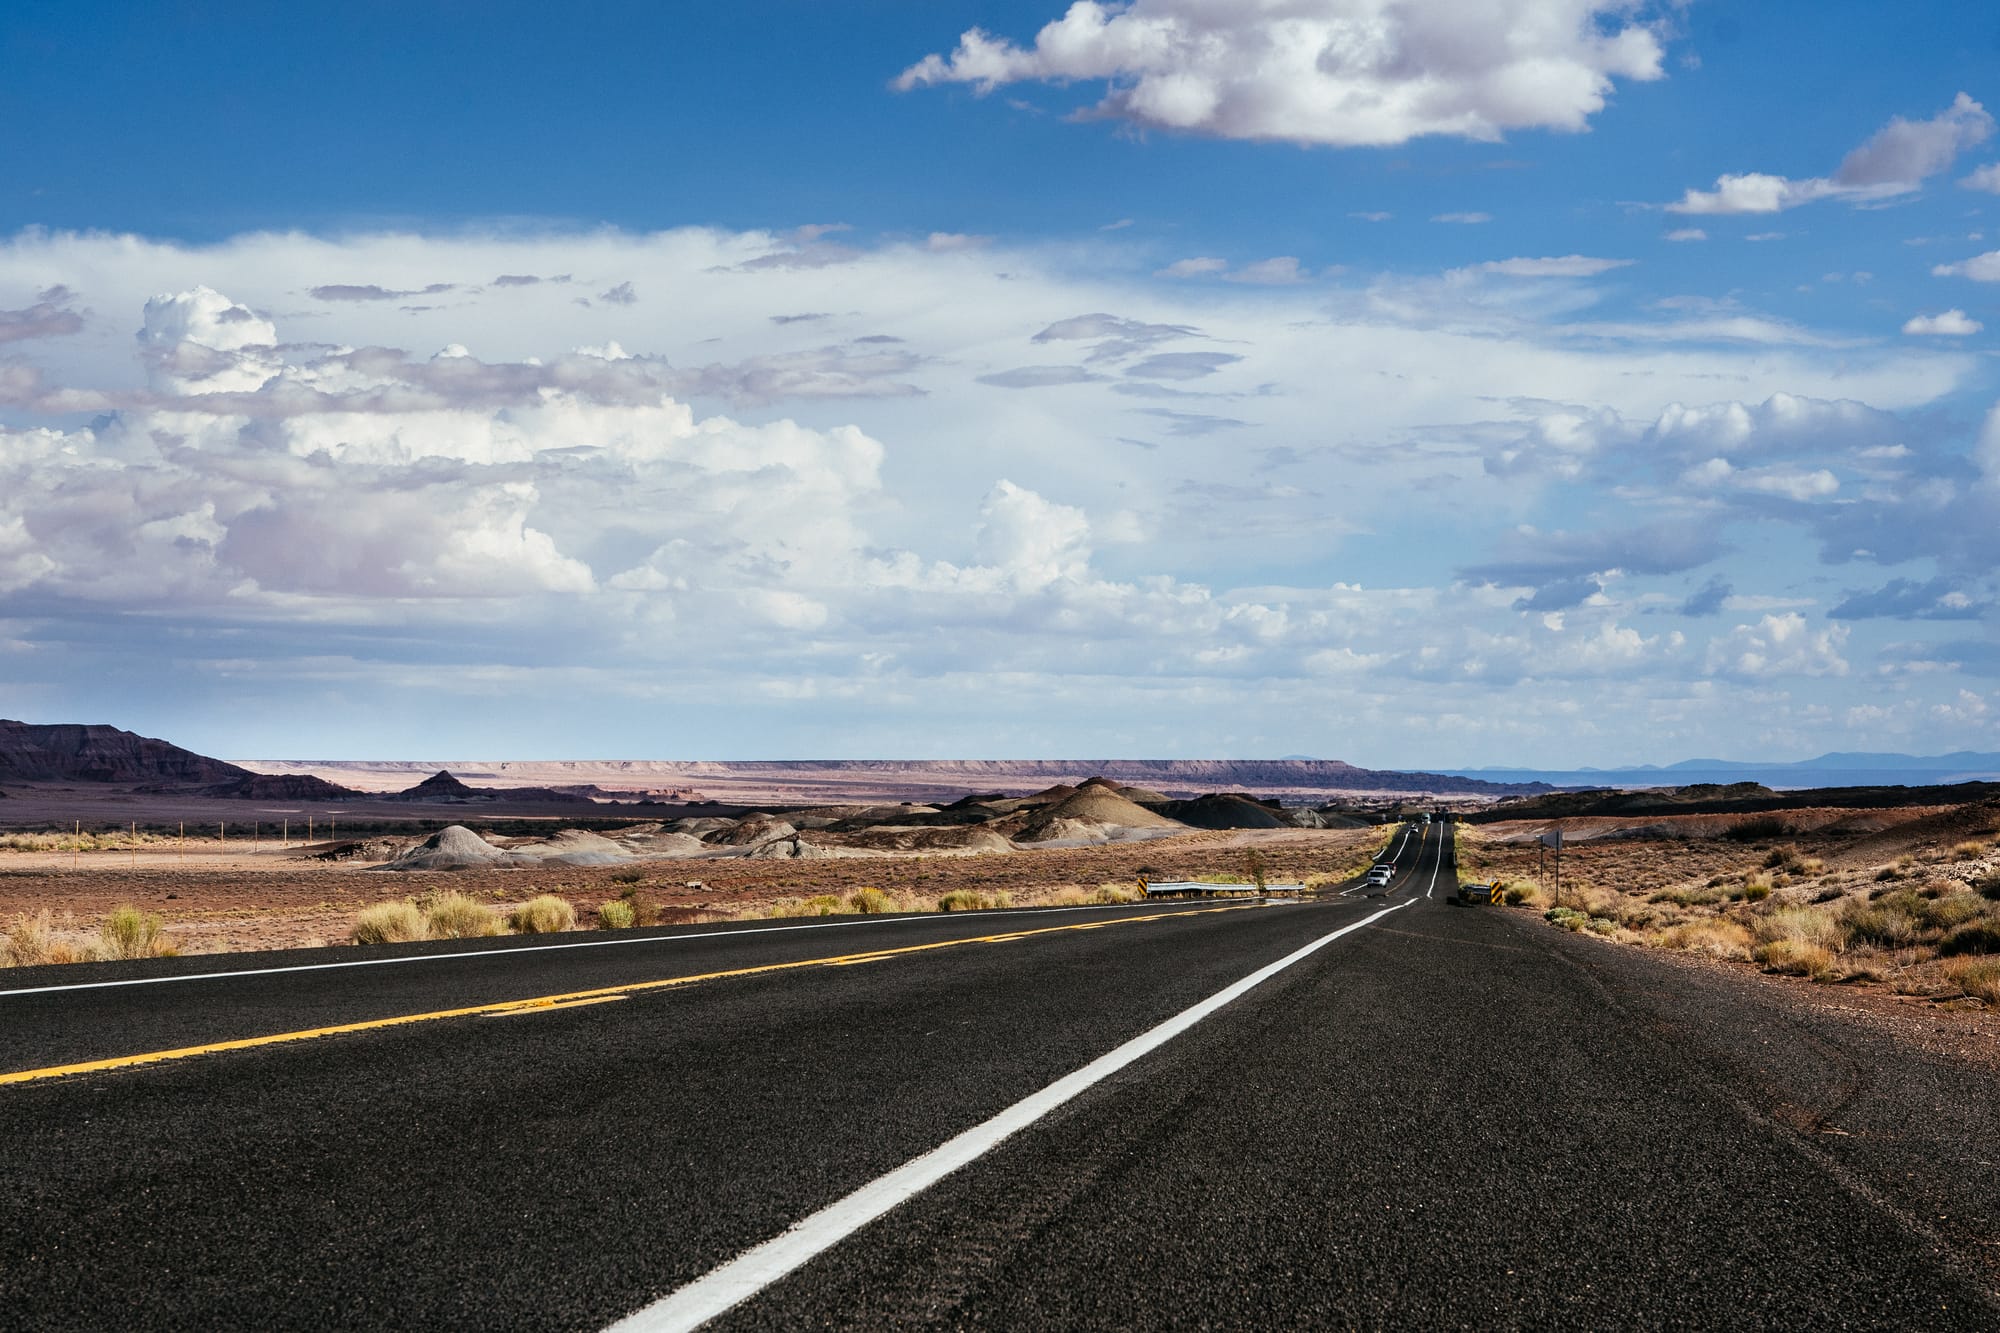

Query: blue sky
1;1;1998;766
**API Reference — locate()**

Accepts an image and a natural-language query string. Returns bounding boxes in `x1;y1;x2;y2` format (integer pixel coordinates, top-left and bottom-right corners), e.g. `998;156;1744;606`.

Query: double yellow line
2;904;1258;1088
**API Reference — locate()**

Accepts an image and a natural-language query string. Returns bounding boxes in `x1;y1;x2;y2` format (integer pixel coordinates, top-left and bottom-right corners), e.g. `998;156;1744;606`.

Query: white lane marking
610;897;1416;1333
0;901;1204;1000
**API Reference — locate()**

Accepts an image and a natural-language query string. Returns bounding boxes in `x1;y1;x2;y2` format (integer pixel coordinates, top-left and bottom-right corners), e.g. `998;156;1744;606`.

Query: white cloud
1664;228;1707;242
1903;309;1983;336
1933;250;2000;282
1705;614;1849;679
1964;162;2000;193
1670;93;1993;214
1156;256;1229;278
1432;212;1493;224
896;0;1665;147
1462;255;1633;278
1226;256;1307;285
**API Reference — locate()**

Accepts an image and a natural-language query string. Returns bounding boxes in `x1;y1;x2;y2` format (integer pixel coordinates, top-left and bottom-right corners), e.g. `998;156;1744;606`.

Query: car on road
1367;864;1395;886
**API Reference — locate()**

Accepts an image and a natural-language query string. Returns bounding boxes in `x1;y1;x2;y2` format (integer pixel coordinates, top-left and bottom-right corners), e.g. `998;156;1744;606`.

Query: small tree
1244;848;1269;892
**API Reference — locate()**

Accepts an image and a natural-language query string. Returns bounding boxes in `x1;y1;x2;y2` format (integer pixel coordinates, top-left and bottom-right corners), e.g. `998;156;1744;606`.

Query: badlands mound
379;825;512;870
1014;785;1185;844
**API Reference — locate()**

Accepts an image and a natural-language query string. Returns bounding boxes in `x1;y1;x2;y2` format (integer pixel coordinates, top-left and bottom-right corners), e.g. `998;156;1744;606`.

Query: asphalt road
3;817;1996;1330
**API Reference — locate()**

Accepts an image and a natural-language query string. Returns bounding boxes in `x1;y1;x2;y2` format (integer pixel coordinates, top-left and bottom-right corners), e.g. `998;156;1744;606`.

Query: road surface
2;818;1996;1329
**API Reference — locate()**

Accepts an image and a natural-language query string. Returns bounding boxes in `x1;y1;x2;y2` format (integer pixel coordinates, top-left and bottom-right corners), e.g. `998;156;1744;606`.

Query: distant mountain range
1445;751;2000;791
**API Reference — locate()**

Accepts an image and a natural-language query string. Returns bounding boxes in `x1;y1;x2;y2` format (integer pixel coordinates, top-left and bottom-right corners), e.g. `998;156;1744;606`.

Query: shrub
1724;815;1792;842
1756;938;1839;980
98;906;176;960
1944;957;2000;1004
508;895;576;934
1974;873;2000;902
1939;919;2000;957
1502;882;1541;906
1660;918;1754;960
800;894;848;916
1742;879;1772;902
938;889;994;912
1954;841;1988;860
597;899;636;929
4;910;98;965
1924;893;1987;932
846;887;899;914
1091;884;1140;904
1844;892;1926;948
353;901;427;945
1652;884;1725;907
424;891;499;939
610;869;644;885
1754;905;1846;951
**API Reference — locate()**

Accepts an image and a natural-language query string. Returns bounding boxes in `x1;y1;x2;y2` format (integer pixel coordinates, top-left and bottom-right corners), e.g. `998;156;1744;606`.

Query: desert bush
508;895;576;934
3;910;99;965
98;906;176;960
425;891;499;939
1796;857;1826;876
1844;891;1927;948
937;889;994;912
799;894;848;916
1660;918;1755;960
597;899;637;929
1724;816;1792;842
609;869;644;885
1502;880;1546;907
1045;886;1093;907
1755;938;1840;980
1939;919;2000;957
846;887;899;914
1091;884;1140;904
1754;905;1846;951
1944;957;2000;1004
1954;841;1989;860
1873;865;1903;883
1742;877;1773;902
352;901;427;945
1923;892;1987;932
1652;884;1725;907
1973;872;2000;902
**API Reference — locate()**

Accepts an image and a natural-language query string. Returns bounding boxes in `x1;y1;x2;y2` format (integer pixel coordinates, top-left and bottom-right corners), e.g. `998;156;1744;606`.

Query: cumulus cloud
1903;309;1983;336
1829;577;1980;621
0;286;85;343
1965;162;2000;193
1157;256;1229;278
895;0;1665;147
1705;613;1849;679
1463;521;1728;595
1670;93;1993;214
1933;251;2000;281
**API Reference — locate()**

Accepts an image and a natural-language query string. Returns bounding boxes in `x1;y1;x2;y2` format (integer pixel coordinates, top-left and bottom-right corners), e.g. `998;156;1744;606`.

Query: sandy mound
1016;787;1183;841
830;825;1017;856
1116;785;1170;804
377;825;512;871
615;829;709;857
1161;793;1290;830
709;815;798;847
506;829;632;865
666;817;739;838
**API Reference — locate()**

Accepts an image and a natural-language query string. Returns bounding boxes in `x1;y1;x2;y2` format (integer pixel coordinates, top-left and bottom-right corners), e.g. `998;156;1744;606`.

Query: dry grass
3;909;104;965
597;899;637;929
98;905;177;960
1755;937;1840;980
846;887;900;914
1658;918;1755;961
1944;957;2000;1005
423;891;499;939
508;895;576;934
1091;884;1140;904
938;889;996;911
352;901;427;945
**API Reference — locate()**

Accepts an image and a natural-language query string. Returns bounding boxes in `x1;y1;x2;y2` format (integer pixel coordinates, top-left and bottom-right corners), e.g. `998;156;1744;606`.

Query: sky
2;0;1999;768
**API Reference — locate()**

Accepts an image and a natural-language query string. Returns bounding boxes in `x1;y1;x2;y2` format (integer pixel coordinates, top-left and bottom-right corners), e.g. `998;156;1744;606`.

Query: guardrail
1458;882;1502;905
1139;878;1306;897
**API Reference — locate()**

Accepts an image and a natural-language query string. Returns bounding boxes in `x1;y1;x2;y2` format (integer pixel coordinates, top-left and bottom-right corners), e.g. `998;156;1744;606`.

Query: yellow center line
1;904;1260;1087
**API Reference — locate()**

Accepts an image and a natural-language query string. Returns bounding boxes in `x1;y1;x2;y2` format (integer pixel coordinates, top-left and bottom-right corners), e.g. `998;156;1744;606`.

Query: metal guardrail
1139;878;1306;897
1458;882;1502;905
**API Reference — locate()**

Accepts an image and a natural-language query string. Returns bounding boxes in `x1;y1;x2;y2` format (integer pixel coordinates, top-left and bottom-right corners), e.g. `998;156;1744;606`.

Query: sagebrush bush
1756;938;1839;980
597;899;636;929
352;901;427;945
1939;919;2000;957
99;905;176;960
509;895;576;934
1091;885;1139;904
1945;957;2000;1004
846;887;898;914
424;892;499;939
937;889;993;912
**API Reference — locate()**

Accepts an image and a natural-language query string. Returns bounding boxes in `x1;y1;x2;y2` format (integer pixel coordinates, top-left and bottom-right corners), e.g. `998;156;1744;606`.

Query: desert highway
3;819;1997;1330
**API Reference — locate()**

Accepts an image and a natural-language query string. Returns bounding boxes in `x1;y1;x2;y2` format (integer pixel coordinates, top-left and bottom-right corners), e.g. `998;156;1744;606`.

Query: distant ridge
1448;750;2000;791
0;720;249;786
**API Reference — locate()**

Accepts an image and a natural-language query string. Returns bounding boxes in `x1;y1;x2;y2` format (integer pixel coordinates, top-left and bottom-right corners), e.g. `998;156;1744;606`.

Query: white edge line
609;896;1416;1333
0;900;1216;1000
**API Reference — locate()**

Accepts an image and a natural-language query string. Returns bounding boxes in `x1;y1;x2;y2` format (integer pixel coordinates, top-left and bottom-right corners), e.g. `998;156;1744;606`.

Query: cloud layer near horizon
0;223;1992;762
